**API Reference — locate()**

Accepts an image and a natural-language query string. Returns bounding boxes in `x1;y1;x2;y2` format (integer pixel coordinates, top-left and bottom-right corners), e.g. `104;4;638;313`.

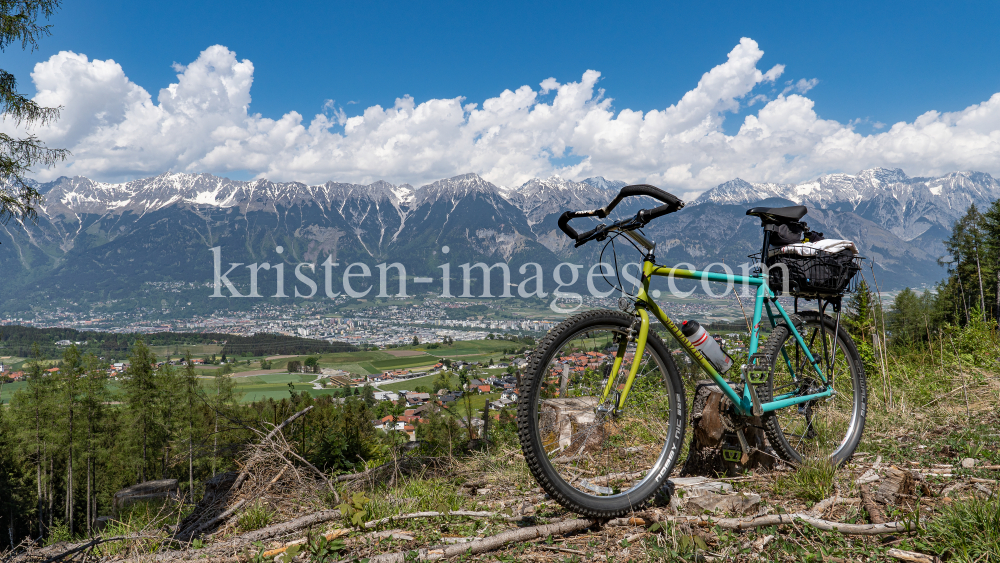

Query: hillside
2;167;995;315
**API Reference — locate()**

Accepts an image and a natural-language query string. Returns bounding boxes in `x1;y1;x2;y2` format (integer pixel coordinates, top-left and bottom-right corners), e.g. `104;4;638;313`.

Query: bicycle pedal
722;448;742;463
745;353;771;385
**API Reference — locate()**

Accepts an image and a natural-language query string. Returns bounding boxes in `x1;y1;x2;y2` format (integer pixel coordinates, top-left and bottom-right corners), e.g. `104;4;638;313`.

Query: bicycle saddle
746;205;808;223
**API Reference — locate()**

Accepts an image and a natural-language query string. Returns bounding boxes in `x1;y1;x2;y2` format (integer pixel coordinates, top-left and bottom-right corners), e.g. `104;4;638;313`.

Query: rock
961;458;977;469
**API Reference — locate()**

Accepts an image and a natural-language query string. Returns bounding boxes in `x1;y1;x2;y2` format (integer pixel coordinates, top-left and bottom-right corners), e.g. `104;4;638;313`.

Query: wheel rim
532;323;678;500
771;320;861;462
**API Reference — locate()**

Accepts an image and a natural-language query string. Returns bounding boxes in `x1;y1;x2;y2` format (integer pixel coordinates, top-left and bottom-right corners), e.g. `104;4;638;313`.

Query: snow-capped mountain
0;167;989;313
695;168;1000;245
582;177;628;191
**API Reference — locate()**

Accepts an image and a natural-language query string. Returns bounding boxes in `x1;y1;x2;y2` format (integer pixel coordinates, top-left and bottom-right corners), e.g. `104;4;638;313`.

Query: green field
378;373;451;393
0;380;27;404
369;354;439;370
0;339;520;405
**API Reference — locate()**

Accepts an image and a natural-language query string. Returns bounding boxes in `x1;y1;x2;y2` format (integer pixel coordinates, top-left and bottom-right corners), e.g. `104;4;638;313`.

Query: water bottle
680;320;733;374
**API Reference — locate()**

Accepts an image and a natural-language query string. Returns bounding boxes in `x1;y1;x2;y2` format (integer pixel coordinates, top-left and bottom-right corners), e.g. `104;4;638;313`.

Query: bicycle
516;184;867;517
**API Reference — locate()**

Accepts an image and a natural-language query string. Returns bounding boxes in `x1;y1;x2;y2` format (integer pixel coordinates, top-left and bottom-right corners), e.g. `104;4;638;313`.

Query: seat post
760;224;776;264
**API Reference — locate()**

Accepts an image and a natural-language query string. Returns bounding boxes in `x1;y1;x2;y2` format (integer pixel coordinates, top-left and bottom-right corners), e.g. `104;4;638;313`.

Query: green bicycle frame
602;259;833;417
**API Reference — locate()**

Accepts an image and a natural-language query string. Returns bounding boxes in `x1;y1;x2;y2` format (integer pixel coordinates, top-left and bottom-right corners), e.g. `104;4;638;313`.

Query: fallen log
807;495;860;518
887;548;941;563
365;518;595;563
363;510;519;529
238;508;343;543
606;512;921;535
38;534;159;563
860;484;886;524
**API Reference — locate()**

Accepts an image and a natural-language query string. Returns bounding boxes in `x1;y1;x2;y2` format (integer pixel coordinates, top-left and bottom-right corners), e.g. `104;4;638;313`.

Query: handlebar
557;184;684;245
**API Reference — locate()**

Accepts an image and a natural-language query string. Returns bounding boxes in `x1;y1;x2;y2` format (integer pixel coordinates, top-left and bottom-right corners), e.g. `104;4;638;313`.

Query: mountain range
1;167;995;316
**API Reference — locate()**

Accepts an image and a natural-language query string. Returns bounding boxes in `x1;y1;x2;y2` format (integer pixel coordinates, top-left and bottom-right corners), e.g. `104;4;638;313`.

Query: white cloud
9;38;1000;198
782;78;819;95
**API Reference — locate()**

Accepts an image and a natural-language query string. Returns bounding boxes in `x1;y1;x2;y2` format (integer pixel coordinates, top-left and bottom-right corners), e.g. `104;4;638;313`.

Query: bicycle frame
601;258;834;417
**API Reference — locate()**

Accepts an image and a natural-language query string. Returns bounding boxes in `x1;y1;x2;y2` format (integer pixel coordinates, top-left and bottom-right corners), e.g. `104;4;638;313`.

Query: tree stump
538;397;605;459
112;479;180;514
680;381;775;477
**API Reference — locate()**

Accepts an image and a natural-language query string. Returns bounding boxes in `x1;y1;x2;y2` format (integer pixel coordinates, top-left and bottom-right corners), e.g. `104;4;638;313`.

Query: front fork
599;308;650;412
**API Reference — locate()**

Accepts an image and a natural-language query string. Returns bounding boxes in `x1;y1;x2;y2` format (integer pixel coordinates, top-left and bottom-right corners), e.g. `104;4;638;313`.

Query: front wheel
517;310;686;518
758;311;867;466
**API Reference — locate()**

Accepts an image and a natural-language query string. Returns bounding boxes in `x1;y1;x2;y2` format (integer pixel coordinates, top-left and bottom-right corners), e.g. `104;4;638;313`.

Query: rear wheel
517;310;686;517
758;312;867;466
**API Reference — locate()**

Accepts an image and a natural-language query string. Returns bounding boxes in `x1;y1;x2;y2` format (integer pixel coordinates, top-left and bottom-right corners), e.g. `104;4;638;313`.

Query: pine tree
79;354;108;537
10;345;54;537
981;198;1000;321
122;340;161;482
209;368;237;477
57;345;84;533
941;205;988;324
178;352;202;500
1;0;68;222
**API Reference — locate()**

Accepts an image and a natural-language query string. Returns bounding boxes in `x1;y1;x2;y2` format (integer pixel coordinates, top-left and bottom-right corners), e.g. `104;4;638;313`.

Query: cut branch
365;518;595;562
606;512;920;535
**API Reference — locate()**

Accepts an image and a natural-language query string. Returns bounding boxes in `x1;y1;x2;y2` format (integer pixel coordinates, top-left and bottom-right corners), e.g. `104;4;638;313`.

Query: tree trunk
957;266;971;324
67;403;74;533
142;419;148;483
680;381;774;477
975;243;986;315
36;436;42;537
86;454;92;537
48;457;53;533
188;427;194;503
213;415;218;478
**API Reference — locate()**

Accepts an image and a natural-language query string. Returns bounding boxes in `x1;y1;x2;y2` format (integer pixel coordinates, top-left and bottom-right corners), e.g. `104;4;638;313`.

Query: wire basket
749;250;863;298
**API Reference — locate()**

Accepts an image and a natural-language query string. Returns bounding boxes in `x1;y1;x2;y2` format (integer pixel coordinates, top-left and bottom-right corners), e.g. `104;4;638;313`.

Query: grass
92;500;187;556
772;458;838;503
237;500;275;532
378;373;455;393
369;355;439;370
916;493;1000;562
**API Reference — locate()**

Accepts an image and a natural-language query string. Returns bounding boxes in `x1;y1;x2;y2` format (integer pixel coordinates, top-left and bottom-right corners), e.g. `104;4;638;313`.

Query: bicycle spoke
769;316;861;462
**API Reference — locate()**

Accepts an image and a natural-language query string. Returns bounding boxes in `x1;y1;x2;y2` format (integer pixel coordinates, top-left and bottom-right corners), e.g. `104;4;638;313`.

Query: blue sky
5;0;1000;192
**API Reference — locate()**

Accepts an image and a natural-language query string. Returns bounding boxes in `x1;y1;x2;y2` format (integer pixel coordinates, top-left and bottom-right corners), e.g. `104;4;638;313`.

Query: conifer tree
178;352;203;499
1;0;68;221
57;344;84;533
79;354;108;536
122;340;162;482
11;345;53;536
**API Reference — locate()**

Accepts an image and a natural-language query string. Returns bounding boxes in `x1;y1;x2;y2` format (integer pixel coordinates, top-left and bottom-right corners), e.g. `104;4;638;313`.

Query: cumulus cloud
8;38;1000;197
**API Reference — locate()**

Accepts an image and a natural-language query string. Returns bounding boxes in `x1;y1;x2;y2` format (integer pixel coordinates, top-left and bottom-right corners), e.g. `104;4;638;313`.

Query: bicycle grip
558;209;601;240
602;184;684;217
